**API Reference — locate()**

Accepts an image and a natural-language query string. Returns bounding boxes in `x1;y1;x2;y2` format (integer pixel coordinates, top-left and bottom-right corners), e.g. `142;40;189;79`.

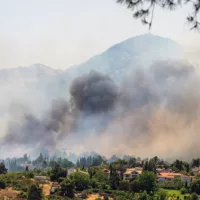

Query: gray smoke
1;60;200;160
1;99;74;151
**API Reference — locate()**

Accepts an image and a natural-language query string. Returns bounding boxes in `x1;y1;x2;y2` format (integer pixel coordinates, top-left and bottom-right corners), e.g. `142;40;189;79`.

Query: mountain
0;34;182;119
61;34;182;83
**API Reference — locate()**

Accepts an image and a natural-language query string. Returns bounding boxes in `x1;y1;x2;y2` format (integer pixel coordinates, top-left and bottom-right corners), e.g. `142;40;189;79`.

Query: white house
157;172;194;186
67;168;76;176
123;168;142;180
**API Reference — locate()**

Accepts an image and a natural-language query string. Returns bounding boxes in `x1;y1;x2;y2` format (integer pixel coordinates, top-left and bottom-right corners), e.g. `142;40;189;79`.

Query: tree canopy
27;183;43;200
0;162;7;174
117;0;200;30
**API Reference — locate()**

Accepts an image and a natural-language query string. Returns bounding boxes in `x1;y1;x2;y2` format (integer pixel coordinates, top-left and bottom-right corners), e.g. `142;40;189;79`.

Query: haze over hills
1;34;196;159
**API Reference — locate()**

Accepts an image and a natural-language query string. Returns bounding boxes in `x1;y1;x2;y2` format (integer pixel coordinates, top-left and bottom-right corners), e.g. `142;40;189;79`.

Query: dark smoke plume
70;70;119;113
70;70;119;133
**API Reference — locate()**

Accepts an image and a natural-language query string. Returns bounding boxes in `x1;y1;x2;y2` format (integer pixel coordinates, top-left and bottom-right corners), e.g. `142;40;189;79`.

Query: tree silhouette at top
117;0;200;30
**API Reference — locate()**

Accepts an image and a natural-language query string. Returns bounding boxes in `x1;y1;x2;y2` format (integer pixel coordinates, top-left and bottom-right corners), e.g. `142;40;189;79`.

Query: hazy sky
0;0;199;69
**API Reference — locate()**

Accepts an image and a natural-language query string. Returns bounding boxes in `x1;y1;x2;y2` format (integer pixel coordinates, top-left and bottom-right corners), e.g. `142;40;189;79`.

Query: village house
67;168;76;176
157;172;194;186
156;168;172;174
102;168;121;178
123;167;142;180
102;168;110;176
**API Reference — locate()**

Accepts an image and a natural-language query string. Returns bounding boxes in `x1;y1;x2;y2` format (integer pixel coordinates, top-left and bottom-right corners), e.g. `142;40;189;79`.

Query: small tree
159;190;167;200
25;166;29;172
191;178;200;194
109;164;120;190
138;171;156;194
119;180;130;191
60;178;75;198
0;162;7;174
50;164;67;182
70;172;90;191
139;191;148;200
191;193;199;200
130;180;140;192
27;183;43;200
0;180;6;189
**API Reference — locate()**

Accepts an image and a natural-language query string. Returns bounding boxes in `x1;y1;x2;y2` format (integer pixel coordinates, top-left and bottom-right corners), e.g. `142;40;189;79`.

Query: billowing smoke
1;100;74;152
70;70;119;133
1;60;200;160
70;70;119;113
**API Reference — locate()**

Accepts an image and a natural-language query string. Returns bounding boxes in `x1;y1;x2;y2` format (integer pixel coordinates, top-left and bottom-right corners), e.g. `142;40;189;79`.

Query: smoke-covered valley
0;34;200;161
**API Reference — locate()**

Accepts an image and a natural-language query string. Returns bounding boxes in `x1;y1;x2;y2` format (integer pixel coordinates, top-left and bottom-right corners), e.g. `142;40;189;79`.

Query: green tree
88;166;94;179
128;157;137;168
91;169;109;189
109;164;120;190
50;164;67;182
159;190;167;200
0;162;7;174
119;180;130;191
174;176;183;189
25;166;29;172
143;161;148;171
185;163;190;173
70;172;90;191
0;180;6;189
191;193;199;200
60;178;75;198
27;183;43;200
139;190;148;200
191;178;200;194
138;171;156;194
147;158;156;173
192;159;200;167
49;161;57;168
130;180;140;192
42;160;48;169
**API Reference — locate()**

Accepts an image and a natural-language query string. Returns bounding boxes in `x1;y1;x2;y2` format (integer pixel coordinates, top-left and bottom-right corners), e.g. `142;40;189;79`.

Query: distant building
156;168;172;174
157;172;194;186
123;168;142;180
102;168;110;175
67;168;76;176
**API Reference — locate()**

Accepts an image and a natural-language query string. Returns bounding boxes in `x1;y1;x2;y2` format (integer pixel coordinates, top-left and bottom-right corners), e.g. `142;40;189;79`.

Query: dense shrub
27;183;43;200
70;172;90;191
0;180;6;189
181;188;188;194
191;193;199;200
118;180;130;191
18;191;27;198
